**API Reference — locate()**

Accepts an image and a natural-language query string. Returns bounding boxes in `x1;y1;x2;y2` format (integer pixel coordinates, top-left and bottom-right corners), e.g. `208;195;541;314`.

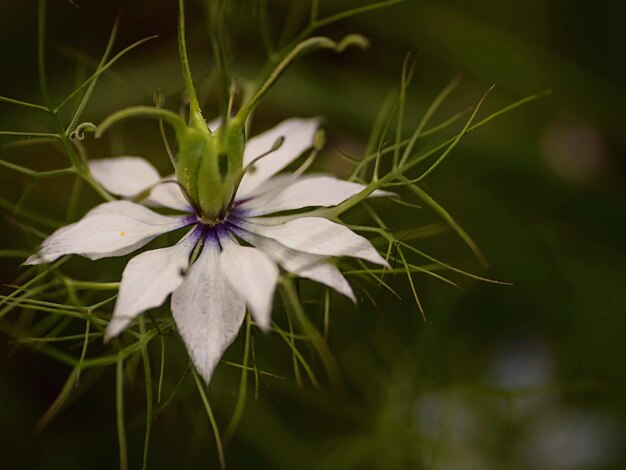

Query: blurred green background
1;0;625;468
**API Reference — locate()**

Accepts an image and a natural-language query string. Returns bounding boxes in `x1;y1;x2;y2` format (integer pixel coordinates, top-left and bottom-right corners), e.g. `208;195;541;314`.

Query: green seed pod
176;115;245;221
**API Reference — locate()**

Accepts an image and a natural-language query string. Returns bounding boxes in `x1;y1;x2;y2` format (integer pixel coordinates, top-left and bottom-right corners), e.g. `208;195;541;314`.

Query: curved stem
236;34;368;122
96;106;187;138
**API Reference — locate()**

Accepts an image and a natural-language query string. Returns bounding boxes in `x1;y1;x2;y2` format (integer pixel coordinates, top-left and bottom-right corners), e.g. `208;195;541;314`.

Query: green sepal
176;115;245;220
96;106;245;221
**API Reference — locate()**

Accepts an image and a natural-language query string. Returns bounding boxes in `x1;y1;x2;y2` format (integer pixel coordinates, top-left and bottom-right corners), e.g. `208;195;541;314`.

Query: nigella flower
26;118;390;382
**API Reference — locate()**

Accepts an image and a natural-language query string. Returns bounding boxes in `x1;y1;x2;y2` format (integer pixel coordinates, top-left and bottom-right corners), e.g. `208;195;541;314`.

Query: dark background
1;0;625;468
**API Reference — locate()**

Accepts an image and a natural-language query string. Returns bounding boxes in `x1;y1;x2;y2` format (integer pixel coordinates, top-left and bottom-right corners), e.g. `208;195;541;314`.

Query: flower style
26;118;390;382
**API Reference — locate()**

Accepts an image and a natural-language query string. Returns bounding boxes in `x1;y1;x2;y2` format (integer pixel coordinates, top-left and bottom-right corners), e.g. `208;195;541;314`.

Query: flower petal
145;176;193;212
219;236;279;331
104;228;201;340
89;157;160;197
90;158;192;212
25;201;191;264
235;174;294;202
237;118;319;197
238;230;355;301
171;239;246;383
241;174;394;216
208;117;222;132
240;217;388;266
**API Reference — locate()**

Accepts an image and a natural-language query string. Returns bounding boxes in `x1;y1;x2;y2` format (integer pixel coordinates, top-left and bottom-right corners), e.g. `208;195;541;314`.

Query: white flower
26;118;389;382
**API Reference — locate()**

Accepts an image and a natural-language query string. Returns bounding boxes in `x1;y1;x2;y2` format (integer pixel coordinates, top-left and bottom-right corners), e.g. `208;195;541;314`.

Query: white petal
25;201;190;264
90;158;192;212
296;261;356;302
234;174;294;202
219;236;279;331
237;118;319;197
241;174;393;216
84;200;163;218
104;228;200;340
171;239;246;383
145;177;193;212
208;117;222;132
240;217;388;266
89;157;160;197
239;230;355;301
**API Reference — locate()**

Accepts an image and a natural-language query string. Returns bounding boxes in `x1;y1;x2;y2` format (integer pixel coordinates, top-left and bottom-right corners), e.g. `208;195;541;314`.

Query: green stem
285;314;303;387
404;182;487;267
55;36;158;113
0;258;68;310
310;0;320;22
0;160;74;178
398;76;461;167
237;34;368;122
37;0;53;111
280;277;342;390
81;172;115;202
0;131;58;138
314;0;406;28
64;279;120;290
35;367;80;431
178;0;202;119
0;96;49;112
140;319;153;470
322;86;543;220
37;0;101;188
191;367;226;470
393;54;414;167
96;106;187;138
116;358;128;470
223;313;252;442
205;0;231;122
67;16;119;132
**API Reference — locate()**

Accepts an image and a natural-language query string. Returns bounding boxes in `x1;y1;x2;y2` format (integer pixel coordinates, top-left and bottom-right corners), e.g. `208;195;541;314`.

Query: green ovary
175;117;245;221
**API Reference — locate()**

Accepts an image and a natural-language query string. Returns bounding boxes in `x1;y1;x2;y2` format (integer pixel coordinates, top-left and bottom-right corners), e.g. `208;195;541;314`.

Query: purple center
184;206;248;248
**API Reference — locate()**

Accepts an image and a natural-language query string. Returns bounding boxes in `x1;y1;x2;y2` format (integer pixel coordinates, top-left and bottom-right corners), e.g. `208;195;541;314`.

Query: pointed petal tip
249;303;275;334
189;353;220;385
331;277;356;303
367;248;391;268
365;251;391;268
172;241;246;389
103;323;121;344
380;258;392;269
196;365;216;385
28;203;188;263
22;254;39;266
220;241;278;334
255;316;272;334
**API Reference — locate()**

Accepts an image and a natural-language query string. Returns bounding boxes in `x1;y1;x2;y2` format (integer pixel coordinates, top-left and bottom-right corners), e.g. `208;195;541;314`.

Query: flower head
27;118;390;382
